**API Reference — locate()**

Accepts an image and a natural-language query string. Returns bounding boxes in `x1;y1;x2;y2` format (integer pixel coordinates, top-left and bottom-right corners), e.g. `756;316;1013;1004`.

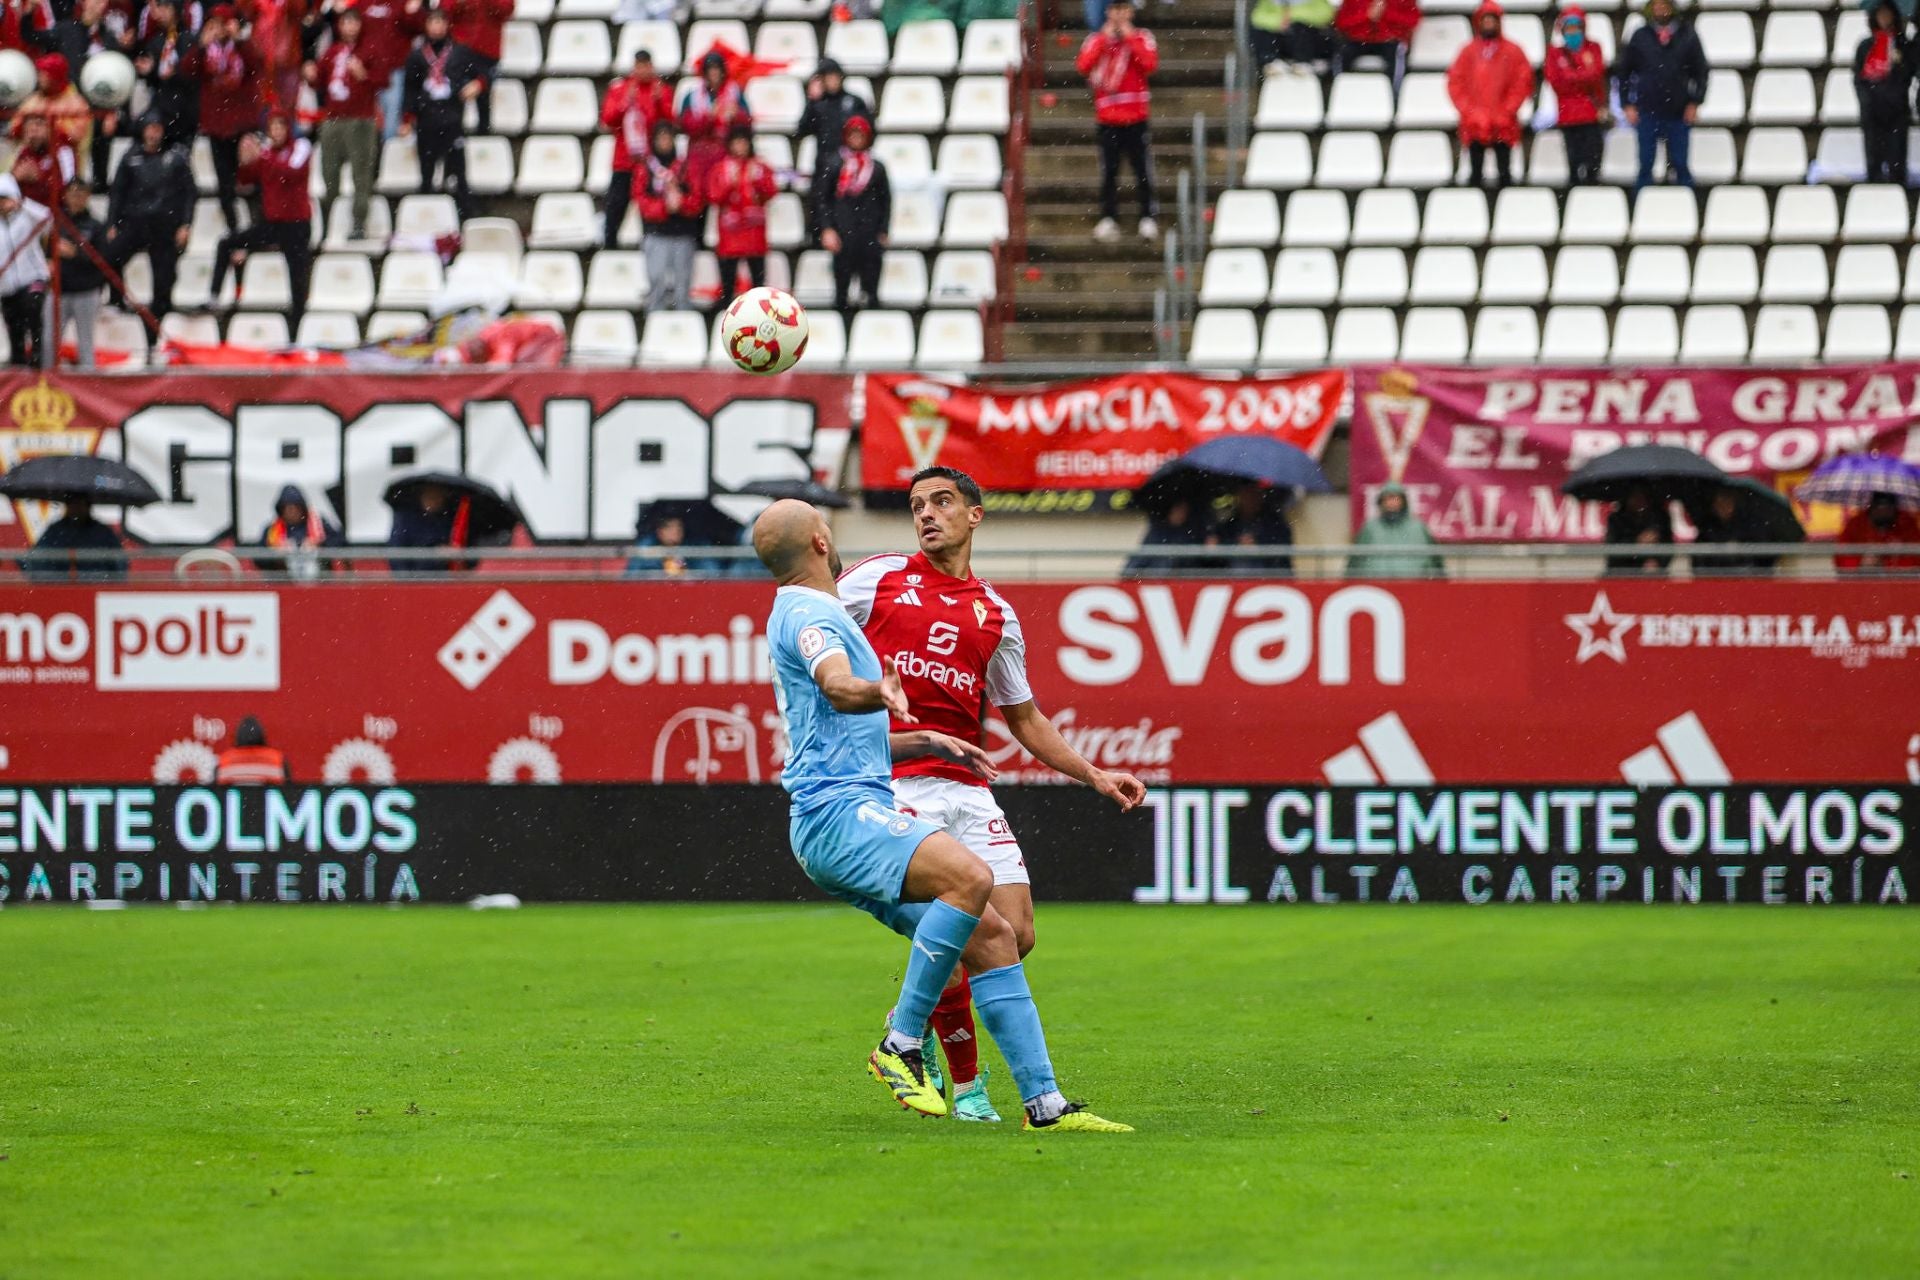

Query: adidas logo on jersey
895;588;923;606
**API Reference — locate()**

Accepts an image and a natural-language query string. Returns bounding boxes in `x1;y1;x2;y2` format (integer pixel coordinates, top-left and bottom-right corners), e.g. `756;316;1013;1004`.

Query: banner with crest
1348;365;1920;541
861;370;1346;512
0;379;104;543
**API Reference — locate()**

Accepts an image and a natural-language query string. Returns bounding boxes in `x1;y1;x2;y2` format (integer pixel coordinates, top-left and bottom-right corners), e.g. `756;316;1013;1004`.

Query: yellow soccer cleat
868;1044;949;1117
1023;1102;1133;1133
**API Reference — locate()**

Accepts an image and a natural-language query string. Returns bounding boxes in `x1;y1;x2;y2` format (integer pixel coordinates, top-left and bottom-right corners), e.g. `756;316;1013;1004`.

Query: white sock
882;1027;921;1056
950;1075;977;1094
1025;1089;1069;1122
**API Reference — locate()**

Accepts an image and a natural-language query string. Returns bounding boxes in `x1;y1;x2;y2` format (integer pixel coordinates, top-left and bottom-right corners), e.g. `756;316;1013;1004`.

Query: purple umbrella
1793;453;1920;511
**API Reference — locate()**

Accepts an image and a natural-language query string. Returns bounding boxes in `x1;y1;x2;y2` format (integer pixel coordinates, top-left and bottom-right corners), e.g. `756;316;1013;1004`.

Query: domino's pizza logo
438;590;537;690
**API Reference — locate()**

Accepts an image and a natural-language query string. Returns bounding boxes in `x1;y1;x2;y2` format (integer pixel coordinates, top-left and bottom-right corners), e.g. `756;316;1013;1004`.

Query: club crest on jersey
973;600;989;627
895;587;923;606
940;594;958;606
907;574;922;584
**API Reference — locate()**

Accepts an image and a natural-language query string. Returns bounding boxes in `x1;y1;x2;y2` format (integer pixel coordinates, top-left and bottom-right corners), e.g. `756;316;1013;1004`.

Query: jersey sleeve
836;554;903;627
781;601;850;676
983;590;1033;707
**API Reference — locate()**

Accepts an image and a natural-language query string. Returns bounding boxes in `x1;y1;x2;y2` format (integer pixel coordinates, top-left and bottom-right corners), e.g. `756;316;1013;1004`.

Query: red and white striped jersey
838;551;1032;787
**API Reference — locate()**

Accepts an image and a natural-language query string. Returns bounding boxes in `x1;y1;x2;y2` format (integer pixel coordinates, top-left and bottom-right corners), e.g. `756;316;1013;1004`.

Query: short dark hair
909;466;983;508
235;716;267;748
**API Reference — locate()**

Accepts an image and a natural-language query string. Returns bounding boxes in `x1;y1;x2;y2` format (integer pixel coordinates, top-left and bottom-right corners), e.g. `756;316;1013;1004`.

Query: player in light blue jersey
754;499;1130;1131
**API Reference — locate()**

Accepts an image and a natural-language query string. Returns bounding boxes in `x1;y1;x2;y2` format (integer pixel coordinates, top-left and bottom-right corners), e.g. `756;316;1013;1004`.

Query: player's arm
811;650;916;722
889;730;999;781
1000;699;1146;812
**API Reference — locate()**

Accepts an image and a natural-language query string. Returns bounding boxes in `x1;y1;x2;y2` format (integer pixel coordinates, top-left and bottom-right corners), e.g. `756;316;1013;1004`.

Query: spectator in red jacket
184;5;261;232
706;123;775;306
1076;0;1158;243
446;0;510;132
636;119;702;310
1544;7;1606;185
1836;493;1920;573
305;5;378;240
212;111;313;327
677;50;749;199
0;0;53;51
9;112;74;206
1333;0;1419;85
355;0;419;140
1446;0;1531;188
600;50;674;248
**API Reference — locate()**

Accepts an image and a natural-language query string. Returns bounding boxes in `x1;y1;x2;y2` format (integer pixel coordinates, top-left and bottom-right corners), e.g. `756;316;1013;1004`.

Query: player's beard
828;546;843;578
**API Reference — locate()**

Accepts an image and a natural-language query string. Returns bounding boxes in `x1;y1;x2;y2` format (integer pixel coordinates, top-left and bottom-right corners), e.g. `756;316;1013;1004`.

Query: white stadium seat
1834;244;1900;303
1315;132;1384;188
1702;186;1770;242
528;191;598;248
753;21;819;76
571;310;638;365
615;22;682;74
585;251;646;308
1245;132;1314;187
823;19;889;74
1759;244;1828;303
1610;305;1680;362
1260;308;1330;367
941;192;1007;247
1824;304;1892;360
1771;185;1838;241
1399;307;1468;361
1470;307;1540;364
1561;186;1628;243
1390;132;1457;187
1479;246;1549;304
1540;305;1610;363
377;251;444;309
1409;246;1478;304
1760;11;1826;66
1211;190;1282;247
1270;248;1339;305
531;77;599;133
877;76;946;133
935;135;1002;189
1628;187;1698;242
309;253;376;315
1490;187;1558;244
948;77;1010;133
1691;245;1760;304
929;251;996;305
1189;309;1259;366
226;313;290;350
1420;188;1489;244
545;20;612;74
1748;68;1816;125
682;20;750;70
1281;189;1350;246
1843;185;1909;241
1548;245;1620;305
1199;248;1270;306
515;136;585;195
1337;247;1408;305
877;250;930;308
960;19;1022;73
639;311;709;366
297;312;361;349
1329;308;1399;362
1327;74;1393;129
916;310;983;369
1351;188;1419;245
846;309;917;368
1680;305;1749;363
1621;245;1690;304
1256;75;1323;130
892;20;959;74
1750;304;1820;360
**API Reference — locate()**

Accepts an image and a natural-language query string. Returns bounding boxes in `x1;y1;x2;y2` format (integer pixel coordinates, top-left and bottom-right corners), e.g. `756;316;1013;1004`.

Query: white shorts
890;775;1029;888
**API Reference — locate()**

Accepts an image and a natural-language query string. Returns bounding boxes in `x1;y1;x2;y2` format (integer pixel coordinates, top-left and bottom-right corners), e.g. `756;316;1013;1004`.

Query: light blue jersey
767;583;941;926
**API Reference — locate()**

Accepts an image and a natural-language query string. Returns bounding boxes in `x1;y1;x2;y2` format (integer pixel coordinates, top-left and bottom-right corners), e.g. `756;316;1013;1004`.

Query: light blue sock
888;900;978;1041
969;962;1059;1102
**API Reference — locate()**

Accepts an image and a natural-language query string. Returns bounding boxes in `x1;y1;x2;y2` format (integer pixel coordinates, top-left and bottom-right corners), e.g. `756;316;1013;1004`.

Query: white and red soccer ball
720;286;809;375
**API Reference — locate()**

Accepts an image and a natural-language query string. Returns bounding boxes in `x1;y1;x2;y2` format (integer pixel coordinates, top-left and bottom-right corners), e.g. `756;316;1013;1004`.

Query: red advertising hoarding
2;579;1913;784
1348;364;1920;540
0;371;853;548
861;370;1347;510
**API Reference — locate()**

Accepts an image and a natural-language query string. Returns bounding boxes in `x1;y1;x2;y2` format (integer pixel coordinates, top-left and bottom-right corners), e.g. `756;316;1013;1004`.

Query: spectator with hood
599;49;674;247
1348;483;1444;578
15;53;94;171
1604;483;1674;575
1077;0;1159;242
103;112;194;329
402;5;486;221
10;111;74;207
135;0;198;148
215;717;290;784
707;122;776;305
814;113;890;312
215;111;313;329
1210;482;1294;577
256;483;342;576
1545;7;1607;185
1615;0;1707;190
387;480;471;573
184;4;261;233
1124;497;1213;577
1333;0;1420;85
1248;0;1338;73
0;172;50;366
1692;485;1777;576
677;49;749;195
797;56;871;156
1856;1;1916;186
635;118;702;310
1447;1;1531;189
1836;492;1920;573
26;498;126;580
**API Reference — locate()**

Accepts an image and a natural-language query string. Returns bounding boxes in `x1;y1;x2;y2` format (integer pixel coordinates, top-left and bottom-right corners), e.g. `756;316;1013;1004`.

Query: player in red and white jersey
839;465;1146;1125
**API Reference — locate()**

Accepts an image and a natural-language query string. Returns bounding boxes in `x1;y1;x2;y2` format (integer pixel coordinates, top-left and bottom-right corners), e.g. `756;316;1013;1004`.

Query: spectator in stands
1124;498;1212;577
600;50;675;249
1446;1;1530;189
1077;0;1159;242
387;480;468;572
815;114;889;312
308;5;379;241
1347;483;1443;578
255;483;342;576
213;111;313;330
446;0;510;133
135;0;199;148
678;50;750;197
16;53;94;173
1545;8;1606;186
25;498;125;580
708;122;776;306
1248;0;1338;75
1692;485;1776;576
1835;492;1920;573
1615;0;1706;191
216;717;290;783
103;112;193;329
46;179;105;369
636;119;701;310
0;174;49;366
1855;2;1915;187
626;505;734;577
353;0;416;142
185;5;261;233
402;5;485;221
1210;482;1293;576
1603;484;1673;575
797;57;871;157
10;112;74;206
1332;0;1419;85
45;0;135;191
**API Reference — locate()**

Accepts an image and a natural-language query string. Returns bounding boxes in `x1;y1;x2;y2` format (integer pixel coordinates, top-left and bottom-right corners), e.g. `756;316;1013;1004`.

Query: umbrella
0;455;160;505
1685;477;1807;545
639;498;743;543
1561;445;1729;505
1792;453;1920;511
735;478;851;509
382;471;522;541
1134;437;1330;515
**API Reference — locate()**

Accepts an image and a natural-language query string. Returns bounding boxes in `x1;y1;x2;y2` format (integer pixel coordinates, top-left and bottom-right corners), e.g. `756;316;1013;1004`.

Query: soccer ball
77;51;137;109
721;287;809;375
0;50;35;109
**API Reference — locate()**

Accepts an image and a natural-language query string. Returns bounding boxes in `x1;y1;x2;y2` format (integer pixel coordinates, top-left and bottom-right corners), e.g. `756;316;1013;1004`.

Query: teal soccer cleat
951;1068;1002;1123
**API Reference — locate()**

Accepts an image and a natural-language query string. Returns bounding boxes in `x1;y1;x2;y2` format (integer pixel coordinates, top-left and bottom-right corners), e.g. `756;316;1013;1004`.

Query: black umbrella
1562;445;1729;505
0;455;160;505
1713;478;1806;544
639;498;743;543
1134;436;1331;516
382;471;522;541
736;478;851;509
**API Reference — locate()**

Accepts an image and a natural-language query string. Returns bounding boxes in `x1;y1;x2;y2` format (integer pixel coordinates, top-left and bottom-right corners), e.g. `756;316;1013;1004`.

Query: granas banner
1348;365;1920;540
1;785;1909;904
1;579;1914;785
861;370;1346;511
0;371;853;547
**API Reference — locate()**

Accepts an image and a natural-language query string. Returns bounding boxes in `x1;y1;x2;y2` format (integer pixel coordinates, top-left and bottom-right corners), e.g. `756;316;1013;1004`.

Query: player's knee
963;910;1018;969
952;854;994;910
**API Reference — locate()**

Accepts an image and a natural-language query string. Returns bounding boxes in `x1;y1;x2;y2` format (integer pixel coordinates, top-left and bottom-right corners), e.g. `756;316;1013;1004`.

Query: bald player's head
752;498;841;582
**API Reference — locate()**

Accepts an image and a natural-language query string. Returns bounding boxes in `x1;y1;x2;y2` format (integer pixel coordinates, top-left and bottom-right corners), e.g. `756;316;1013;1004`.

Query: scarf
420;38;452;97
158;27;182;77
1091;35;1133;96
645;147;677;194
265;508;324;547
621;78;657;154
835;146;874;197
327;41;355;101
1864;31;1896;82
205;38;244;89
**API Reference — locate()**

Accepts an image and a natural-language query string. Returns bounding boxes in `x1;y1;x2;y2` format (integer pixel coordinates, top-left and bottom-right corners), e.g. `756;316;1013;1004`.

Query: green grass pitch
3;905;1917;1278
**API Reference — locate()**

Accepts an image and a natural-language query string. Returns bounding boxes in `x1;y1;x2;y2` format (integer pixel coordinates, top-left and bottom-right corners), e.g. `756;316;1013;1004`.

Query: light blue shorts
790;783;943;936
